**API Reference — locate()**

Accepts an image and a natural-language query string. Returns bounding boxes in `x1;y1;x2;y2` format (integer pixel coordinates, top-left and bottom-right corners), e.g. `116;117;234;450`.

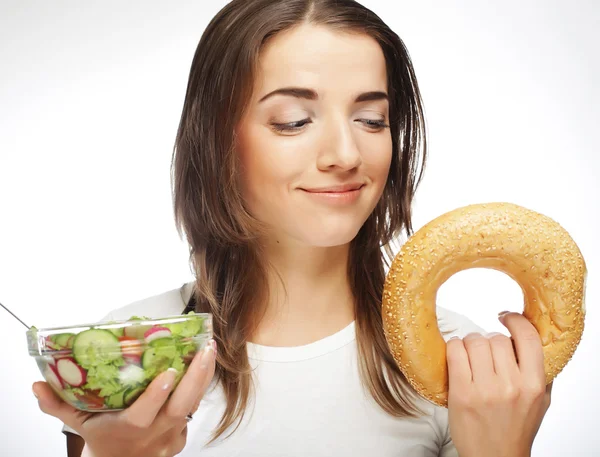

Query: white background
1;1;598;455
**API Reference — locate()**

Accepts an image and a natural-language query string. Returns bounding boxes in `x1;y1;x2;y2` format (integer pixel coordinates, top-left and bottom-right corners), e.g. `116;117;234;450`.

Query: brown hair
171;0;428;443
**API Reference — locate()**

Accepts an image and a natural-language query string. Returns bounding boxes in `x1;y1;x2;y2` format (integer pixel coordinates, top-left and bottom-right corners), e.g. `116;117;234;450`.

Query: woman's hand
33;341;216;457
447;312;552;457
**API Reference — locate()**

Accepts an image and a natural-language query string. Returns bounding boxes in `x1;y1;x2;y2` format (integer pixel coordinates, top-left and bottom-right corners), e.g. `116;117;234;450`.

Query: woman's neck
251;240;355;347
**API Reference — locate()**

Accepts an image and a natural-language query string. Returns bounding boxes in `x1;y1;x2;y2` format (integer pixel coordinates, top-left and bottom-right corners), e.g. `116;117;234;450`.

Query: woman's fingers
446;337;472;387
122;368;179;428
499;312;545;381
487;333;520;381
462;332;495;384
164;341;216;419
192;342;217;413
33;381;86;432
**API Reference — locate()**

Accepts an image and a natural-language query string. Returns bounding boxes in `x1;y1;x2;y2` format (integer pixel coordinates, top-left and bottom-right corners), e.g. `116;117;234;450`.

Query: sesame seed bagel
382;202;587;407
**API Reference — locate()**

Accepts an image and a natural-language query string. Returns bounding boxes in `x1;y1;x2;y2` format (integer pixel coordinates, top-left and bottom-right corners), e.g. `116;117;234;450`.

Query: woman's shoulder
100;281;195;322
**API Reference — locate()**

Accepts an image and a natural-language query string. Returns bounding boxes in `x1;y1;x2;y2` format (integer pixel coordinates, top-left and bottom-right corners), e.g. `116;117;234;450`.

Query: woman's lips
299;184;364;204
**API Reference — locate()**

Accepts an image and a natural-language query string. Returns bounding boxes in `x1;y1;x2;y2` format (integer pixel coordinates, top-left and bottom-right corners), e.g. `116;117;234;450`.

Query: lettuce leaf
84;364;123;397
163;314;204;338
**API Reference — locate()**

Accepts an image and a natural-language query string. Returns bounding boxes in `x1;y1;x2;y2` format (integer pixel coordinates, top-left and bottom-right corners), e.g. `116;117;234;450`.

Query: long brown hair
171;0;428;443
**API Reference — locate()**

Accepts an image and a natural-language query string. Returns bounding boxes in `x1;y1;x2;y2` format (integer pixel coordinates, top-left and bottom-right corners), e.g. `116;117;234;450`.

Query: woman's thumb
33;381;82;431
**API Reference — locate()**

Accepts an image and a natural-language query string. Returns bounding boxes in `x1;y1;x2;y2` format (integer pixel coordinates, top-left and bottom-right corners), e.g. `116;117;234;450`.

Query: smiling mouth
300;183;365;193
297;184;365;205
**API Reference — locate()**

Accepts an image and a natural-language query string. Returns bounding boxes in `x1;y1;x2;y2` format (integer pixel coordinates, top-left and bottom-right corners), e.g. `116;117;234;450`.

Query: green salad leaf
85;364;124;397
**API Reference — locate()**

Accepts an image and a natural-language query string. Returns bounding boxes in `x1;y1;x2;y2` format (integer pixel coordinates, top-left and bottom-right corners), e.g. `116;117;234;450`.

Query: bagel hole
436;268;524;335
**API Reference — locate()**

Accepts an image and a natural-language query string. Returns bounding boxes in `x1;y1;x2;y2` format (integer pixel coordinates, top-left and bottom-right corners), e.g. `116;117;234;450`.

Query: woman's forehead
251;24;388;102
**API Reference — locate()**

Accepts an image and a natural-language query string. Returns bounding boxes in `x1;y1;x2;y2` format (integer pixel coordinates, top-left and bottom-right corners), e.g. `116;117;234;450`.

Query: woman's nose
316;118;362;171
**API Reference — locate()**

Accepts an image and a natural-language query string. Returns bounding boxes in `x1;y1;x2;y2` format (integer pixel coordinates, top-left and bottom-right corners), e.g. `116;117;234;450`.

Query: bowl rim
26;312;212;336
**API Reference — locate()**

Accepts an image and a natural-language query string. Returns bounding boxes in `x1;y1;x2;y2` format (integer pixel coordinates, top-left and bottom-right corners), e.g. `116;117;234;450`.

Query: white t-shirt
66;282;487;457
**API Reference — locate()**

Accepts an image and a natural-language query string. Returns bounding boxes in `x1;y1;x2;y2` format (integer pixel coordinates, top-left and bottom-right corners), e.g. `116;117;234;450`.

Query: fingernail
32;386;39;399
211;339;217;354
449;336;460;340
162;368;179;391
486;332;504;338
498;310;510;321
200;341;215;369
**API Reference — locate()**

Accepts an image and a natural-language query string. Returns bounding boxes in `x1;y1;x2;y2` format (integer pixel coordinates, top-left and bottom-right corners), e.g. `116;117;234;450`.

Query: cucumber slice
108;328;124;338
72;329;122;368
124;386;145;406
54;333;76;348
148;337;175;348
105;390;126;409
142;339;178;372
142;347;170;371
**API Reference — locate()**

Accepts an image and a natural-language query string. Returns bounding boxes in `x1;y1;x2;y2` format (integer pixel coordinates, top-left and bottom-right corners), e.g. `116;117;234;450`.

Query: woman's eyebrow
259;87;317;102
258;87;388;103
355;91;388;103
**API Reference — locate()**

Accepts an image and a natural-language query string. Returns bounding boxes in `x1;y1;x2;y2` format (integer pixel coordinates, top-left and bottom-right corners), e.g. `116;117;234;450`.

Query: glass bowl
26;312;212;412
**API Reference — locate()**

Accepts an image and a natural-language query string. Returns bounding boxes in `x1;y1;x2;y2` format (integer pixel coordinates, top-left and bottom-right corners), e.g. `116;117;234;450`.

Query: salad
28;312;211;411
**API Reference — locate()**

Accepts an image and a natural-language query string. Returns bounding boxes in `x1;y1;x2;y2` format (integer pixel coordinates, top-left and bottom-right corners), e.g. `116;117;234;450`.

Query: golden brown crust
382;202;587;407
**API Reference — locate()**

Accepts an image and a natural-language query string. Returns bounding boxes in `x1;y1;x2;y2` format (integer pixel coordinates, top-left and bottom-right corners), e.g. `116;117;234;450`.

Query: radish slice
144;326;172;344
45;338;60;351
46;355;56;367
53;350;72;362
123;353;142;366
56;358;87;387
44;364;64;390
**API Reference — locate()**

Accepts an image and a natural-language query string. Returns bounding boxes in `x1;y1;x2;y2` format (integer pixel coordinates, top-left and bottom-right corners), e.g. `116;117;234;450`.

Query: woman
33;1;552;456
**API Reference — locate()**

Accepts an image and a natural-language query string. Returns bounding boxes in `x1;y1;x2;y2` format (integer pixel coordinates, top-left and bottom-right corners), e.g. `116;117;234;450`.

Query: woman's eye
270;118;312;132
269;118;389;133
358;118;390;130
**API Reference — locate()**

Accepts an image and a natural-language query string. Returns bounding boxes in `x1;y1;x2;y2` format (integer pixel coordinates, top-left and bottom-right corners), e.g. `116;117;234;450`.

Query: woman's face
236;24;392;248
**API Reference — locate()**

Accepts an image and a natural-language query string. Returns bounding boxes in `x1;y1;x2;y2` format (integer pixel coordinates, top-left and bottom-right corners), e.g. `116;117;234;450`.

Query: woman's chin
298;227;362;248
